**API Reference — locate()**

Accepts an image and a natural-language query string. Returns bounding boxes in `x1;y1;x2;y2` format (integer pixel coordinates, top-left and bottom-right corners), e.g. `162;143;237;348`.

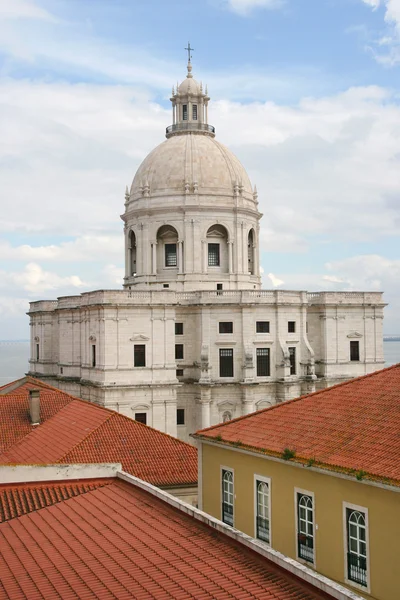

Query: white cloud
0;0;56;21
224;0;284;16
0;263;86;295
267;273;284;287
361;0;400;64
362;0;381;8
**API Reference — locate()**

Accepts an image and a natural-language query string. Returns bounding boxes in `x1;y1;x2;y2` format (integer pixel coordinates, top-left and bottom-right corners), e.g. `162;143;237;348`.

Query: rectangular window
176;369;184;377
289;347;296;375
175;322;183;335
135;412;147;425
288;321;296;333
208;243;220;266
219;322;233;334
296;492;314;563
192;104;197;120
219;348;234;377
256;321;270;333
91;344;96;367
346;506;368;588
134;344;146;367
182;104;188;120
256;348;270;377
222;469;234;526
165;243;177;267
350;340;360;362
36;344;40;361
177;408;185;425
255;478;270;543
175;344;184;360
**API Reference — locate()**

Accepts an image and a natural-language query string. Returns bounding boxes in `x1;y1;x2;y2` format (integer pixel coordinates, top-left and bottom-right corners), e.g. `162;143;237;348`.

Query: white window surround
294;487;316;568
220;466;234;527
254;474;271;545
342;502;370;594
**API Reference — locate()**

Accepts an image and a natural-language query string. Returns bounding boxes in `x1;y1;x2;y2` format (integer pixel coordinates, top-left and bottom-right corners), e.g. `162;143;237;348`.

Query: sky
0;0;400;338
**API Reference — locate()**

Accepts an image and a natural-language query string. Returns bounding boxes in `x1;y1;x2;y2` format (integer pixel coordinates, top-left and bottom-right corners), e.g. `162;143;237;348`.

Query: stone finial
142;180;150;197
193;181;198;193
233;180;239;196
239;180;244;195
125;185;130;202
205;84;208;95
253;184;258;201
200;81;203;92
172;85;175;96
184;181;190;194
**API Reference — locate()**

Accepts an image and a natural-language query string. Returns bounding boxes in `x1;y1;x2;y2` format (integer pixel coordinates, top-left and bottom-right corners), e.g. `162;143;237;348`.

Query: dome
178;76;201;95
130;134;254;201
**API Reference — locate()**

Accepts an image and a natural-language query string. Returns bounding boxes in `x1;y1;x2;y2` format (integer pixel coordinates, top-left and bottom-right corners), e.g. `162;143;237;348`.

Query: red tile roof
0;478;335;600
0;385;197;487
0;479;113;522
195;363;400;486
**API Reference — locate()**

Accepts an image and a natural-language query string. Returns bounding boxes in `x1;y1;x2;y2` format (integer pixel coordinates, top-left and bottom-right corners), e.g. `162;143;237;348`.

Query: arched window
248;229;255;275
297;493;314;563
256;480;270;543
156;225;180;272
129;230;137;276
222;469;234;526
222;410;232;423
347;510;367;587
206;224;229;273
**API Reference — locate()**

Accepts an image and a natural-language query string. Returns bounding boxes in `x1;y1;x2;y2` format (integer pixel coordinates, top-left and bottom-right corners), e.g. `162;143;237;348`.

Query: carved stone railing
307;292;384;305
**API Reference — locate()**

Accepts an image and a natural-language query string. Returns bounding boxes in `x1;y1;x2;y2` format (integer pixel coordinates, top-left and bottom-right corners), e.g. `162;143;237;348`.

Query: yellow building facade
197;440;400;600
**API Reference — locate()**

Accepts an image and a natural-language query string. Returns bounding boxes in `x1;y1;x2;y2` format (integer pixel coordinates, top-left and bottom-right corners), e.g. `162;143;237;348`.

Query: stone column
178;240;183;274
125;229;130;278
242;225;247;273
228;241;233;274
136;228;142;276
202;240;208;273
205;102;208;124
173;103;176;125
242;384;255;415
151;242;157;275
199;386;212;429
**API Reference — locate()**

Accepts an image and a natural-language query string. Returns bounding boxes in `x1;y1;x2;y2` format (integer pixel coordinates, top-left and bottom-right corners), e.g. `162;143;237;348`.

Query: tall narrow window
350;341;360;362
177;408;185;425
208;243;220;266
288;321;296;333
289;347;296;375
182;104;188;120
297;493;314;563
192;104;197;120
219;348;234;377
91;344;96;367
256;348;270;377
222;469;234;526
346;508;367;588
175;322;183;335
134;344;146;367
165;243;177;267
175;344;184;360
36;343;40;361
256;479;270;543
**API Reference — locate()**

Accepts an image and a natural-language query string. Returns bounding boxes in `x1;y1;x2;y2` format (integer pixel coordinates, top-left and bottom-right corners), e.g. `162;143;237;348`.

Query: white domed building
28;59;385;442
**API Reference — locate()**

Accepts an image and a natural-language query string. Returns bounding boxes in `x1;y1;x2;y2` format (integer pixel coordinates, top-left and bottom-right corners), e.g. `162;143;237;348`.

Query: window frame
343;502;370;593
256;347;270;377
134;412;147;425
294;488;316;567
175;343;184;360
350;340;360;362
165;243;177;267
36;343;40;361
175;322;183;335
192;104;198;120
219;321;233;334
182;104;188;120
208;243;220;267
288;346;296;375
288;321;296;333
134;344;146;368
221;467;234;527
219;348;234;378
91;344;96;367
177;408;185;426
256;321;270;334
254;474;271;545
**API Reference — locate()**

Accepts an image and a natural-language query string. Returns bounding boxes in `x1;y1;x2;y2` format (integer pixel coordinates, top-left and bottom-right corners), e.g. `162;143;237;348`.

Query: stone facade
28;60;386;443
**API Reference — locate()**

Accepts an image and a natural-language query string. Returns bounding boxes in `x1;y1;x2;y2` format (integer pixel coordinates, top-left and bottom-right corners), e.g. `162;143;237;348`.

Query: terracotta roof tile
196;363;400;485
0;479;334;600
0;384;197;487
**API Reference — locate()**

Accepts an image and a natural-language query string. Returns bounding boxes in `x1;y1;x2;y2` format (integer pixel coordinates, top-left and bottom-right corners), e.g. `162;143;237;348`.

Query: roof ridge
197;362;400;433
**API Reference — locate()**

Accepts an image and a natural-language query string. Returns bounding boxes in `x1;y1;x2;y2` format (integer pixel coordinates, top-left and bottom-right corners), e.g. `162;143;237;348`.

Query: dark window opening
192;104;197;120
216;283;223;295
219;322;233;334
256;480;270;543
163;284;169;288
134;344;146;367
175;322;183;335
91;344;96;367
176;369;184;377
177;408;185;425
256;348;270;377
346;508;367;587
297;493;314;563
208;243;220;266
135;412;147;425
288;321;296;333
182;104;188;120
289;347;296;375
256;321;270;333
350;340;360;362
165;243;177;267
220;348;234;378
175;344;184;360
36;343;40;361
